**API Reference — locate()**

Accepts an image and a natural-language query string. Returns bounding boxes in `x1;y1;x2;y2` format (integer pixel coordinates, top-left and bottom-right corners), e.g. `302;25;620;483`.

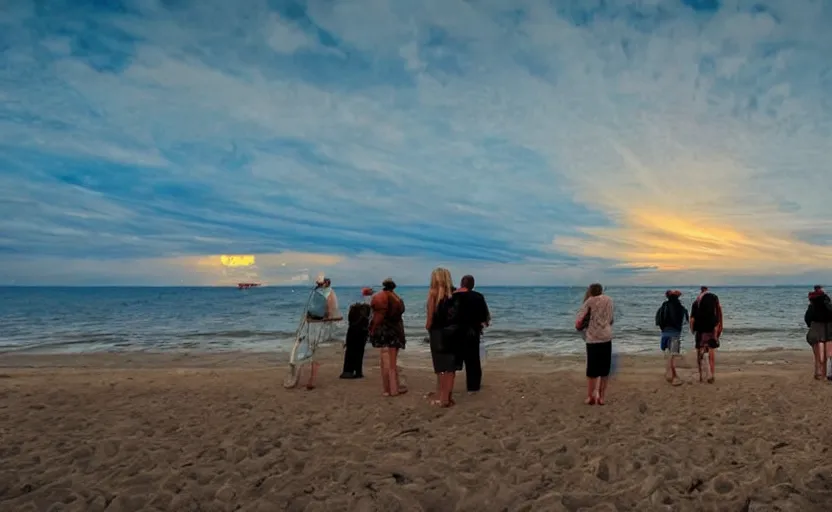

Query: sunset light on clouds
1;0;830;286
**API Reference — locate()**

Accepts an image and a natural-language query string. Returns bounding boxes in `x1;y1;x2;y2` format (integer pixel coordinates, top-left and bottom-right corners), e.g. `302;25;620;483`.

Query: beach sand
1;347;831;511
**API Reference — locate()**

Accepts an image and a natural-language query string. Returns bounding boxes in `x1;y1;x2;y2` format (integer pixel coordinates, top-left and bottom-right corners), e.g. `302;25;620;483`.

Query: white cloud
1;0;830;284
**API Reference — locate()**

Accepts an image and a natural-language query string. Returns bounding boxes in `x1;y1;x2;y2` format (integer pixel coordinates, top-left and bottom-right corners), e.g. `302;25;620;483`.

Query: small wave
180;330;297;339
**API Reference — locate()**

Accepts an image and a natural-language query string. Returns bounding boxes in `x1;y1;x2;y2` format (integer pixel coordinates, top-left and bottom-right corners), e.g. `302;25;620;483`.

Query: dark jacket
805;292;832;326
655;297;689;332
346;303;371;342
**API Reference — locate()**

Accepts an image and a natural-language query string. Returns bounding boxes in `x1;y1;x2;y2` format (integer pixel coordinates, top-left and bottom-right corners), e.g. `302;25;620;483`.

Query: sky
1;0;831;286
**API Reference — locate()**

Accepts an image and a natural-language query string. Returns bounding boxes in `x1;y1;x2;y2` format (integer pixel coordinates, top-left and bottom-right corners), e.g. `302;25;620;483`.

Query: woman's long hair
583;283;603;302
428;267;453;312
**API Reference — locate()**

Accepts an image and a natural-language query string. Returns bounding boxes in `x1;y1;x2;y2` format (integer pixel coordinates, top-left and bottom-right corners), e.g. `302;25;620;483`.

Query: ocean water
0;286;813;356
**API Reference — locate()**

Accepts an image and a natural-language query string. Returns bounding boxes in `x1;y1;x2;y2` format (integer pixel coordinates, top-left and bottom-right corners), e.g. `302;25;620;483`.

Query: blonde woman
426;268;457;407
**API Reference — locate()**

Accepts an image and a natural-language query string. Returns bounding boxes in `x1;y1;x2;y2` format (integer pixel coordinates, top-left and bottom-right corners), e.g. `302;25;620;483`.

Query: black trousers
342;327;367;376
455;334;482;392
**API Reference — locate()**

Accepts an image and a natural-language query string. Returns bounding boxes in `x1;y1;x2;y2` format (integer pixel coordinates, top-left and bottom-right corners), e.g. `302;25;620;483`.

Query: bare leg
380;349;391;396
433;372;455;407
697;348;706;382
664;351;673;382
447;372;455;405
306;361;320;390
669;355;682;385
707;349;716;383
597;377;608;405
387;348;404;396
585;378;597;404
821;342;828;379
816;343;822;377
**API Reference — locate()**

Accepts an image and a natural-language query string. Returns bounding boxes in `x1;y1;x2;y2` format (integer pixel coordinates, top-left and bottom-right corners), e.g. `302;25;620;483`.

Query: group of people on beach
572;284;723;405
311;276;832;405
338;270;490;408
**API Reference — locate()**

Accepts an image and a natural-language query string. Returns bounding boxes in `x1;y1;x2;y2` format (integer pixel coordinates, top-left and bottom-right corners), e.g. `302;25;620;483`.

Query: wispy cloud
1;0;830;285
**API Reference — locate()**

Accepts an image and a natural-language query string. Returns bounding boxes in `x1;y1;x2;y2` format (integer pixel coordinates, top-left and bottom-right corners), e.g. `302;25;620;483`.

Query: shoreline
0;345;811;372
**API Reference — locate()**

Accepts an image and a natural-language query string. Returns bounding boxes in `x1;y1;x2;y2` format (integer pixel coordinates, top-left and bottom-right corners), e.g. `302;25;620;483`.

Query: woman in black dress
369;278;407;396
426;268;456;407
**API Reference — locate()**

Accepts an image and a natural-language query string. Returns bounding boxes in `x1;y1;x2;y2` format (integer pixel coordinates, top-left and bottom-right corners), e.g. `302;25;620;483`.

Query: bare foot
671;378;683;386
597;397;605;406
584;396;596;405
382;392;390;397
430;398;455;408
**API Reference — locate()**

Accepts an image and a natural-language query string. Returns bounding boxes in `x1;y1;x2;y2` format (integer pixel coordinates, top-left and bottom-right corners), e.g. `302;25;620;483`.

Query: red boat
237;283;261;290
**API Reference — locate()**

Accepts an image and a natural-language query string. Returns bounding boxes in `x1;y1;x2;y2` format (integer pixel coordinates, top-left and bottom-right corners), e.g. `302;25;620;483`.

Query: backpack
655;303;669;328
347;303;371;329
694;293;719;332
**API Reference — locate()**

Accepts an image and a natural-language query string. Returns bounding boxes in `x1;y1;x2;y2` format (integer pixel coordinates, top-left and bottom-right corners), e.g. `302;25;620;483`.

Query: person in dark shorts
449;275;490;393
575;283;615;405
804;285;832;380
690;287;723;383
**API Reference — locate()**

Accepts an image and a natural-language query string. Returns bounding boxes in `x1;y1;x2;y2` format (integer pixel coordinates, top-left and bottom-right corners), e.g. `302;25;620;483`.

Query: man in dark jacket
656;290;689;385
450;275;491;392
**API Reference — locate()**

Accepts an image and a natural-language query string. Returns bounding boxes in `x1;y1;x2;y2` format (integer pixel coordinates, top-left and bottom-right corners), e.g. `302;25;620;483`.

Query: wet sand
1;347;831;511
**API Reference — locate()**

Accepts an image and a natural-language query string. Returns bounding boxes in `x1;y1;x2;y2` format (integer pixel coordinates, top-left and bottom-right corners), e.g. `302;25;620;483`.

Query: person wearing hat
369;278;408;396
656;289;689;386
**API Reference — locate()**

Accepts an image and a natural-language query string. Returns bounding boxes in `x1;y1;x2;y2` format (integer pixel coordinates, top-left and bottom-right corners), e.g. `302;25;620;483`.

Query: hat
382;277;396;290
666;289;682;297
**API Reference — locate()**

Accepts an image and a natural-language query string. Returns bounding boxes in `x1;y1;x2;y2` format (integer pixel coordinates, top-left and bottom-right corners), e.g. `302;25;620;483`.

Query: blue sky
1;0;831;286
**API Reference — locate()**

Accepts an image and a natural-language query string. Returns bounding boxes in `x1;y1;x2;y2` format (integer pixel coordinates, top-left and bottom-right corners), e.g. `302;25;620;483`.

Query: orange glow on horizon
553;207;832;274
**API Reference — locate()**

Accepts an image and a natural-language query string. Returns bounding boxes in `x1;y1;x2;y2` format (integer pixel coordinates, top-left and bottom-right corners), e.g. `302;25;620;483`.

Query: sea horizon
0;285;815;356
0;284;823;289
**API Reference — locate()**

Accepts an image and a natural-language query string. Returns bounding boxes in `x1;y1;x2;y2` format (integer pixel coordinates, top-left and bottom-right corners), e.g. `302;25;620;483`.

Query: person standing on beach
340;290;372;379
804;285;832;380
690;287;723;384
575;283;615;405
655;290;689;386
369;278;408;397
426;268;457;407
450;275;491;393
